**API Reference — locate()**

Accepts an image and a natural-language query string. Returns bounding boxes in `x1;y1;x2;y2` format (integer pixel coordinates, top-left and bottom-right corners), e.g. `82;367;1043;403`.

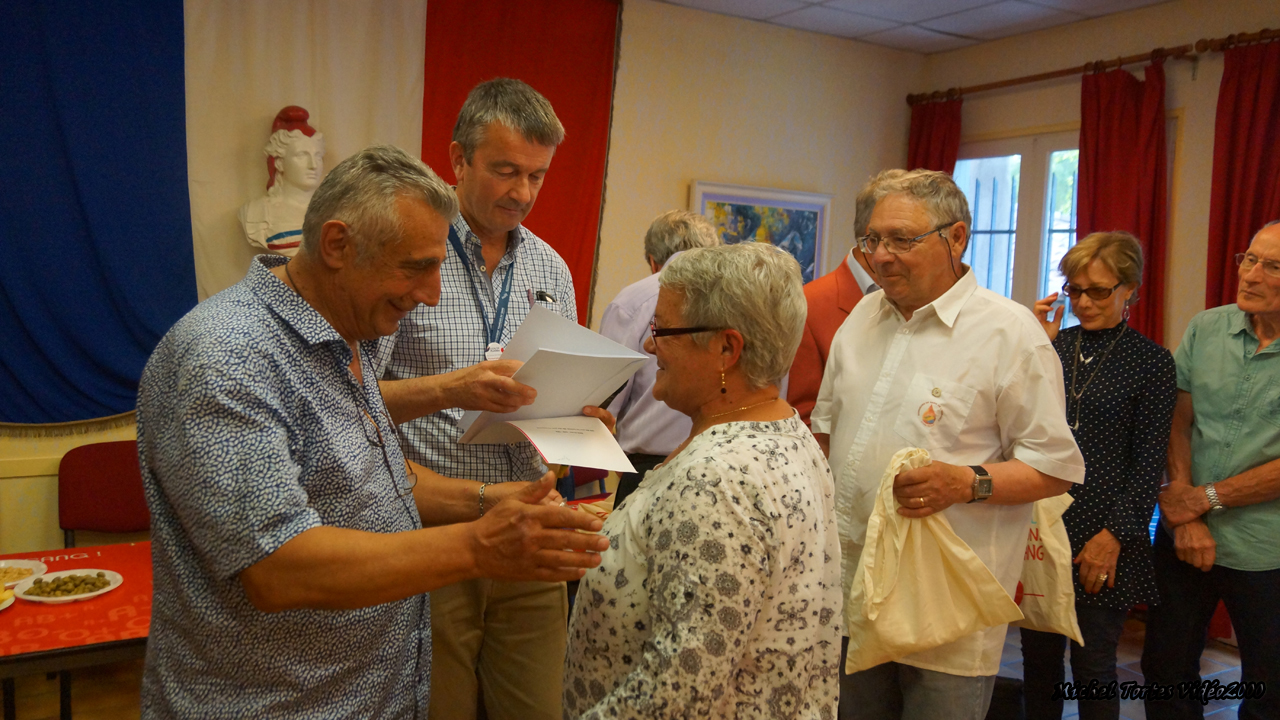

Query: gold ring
917;497;925;507
1097;573;1108;582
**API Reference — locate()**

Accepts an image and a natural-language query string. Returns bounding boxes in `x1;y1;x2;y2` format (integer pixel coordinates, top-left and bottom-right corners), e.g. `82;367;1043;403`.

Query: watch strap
1204;482;1226;512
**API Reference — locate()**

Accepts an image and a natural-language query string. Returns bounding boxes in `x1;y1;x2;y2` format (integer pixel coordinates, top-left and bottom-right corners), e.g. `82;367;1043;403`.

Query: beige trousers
428;579;568;720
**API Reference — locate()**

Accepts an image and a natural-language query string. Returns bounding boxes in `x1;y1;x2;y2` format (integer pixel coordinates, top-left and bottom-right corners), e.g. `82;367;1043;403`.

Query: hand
1174;519;1216;571
471;475;609;583
445;360;537;413
1073;528;1120;593
581;405;616;434
1033;293;1065;341
1159;482;1211;527
893;461;972;518
486;472;565;508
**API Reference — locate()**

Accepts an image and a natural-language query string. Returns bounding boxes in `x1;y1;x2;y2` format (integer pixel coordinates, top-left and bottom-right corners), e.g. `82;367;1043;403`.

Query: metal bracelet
479;482;492;518
1204;482;1226;512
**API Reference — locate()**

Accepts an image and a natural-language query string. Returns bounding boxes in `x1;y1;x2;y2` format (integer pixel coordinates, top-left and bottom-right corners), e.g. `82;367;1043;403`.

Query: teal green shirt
1174;304;1280;571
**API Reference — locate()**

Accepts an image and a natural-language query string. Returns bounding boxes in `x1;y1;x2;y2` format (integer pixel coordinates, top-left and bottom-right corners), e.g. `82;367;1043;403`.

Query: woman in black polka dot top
1023;231;1177;720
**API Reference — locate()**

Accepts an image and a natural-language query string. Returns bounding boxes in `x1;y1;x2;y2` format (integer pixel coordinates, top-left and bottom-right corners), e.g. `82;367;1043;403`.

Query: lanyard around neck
448;225;516;348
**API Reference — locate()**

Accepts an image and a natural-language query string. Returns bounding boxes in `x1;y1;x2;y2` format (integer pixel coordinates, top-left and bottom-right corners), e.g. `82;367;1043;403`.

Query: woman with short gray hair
564;243;842;719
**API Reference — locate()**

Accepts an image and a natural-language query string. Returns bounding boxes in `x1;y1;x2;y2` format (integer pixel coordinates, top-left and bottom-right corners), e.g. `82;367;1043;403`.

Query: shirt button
932;388;942;398
480;265;487;273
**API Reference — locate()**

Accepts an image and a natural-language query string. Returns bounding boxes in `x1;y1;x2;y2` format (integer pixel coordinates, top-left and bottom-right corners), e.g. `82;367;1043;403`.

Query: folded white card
458;306;646;473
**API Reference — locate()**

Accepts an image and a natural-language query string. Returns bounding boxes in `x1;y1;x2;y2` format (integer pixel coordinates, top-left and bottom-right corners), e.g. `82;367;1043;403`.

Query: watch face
977;477;993;498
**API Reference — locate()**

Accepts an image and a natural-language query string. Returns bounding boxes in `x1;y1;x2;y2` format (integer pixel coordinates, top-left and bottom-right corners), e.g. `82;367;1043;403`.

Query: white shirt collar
845;251;879;294
876;265;978;329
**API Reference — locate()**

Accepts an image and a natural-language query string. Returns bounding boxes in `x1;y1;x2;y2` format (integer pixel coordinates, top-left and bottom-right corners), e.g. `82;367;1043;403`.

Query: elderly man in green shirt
1142;220;1280;720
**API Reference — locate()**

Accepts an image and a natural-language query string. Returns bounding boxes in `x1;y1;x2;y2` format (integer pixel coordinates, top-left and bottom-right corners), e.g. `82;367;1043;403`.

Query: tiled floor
998;617;1244;719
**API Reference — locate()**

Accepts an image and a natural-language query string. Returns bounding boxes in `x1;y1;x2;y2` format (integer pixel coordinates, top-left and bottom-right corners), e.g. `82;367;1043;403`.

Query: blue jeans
1021;605;1130;720
1141;523;1280;720
838;639;997;720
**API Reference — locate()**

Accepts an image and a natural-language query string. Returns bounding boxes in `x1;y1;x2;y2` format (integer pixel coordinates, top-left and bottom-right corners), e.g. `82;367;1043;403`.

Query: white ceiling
659;0;1173;53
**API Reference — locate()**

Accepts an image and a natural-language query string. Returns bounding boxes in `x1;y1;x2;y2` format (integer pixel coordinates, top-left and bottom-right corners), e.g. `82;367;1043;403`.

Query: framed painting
690;181;831;283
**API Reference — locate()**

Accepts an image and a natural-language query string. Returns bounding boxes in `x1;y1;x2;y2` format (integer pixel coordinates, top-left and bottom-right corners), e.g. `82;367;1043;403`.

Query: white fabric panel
184;0;427;299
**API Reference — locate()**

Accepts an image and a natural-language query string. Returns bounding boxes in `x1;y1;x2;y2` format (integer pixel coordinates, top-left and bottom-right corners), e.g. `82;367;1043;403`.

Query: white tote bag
1011;493;1084;645
845;448;1024;674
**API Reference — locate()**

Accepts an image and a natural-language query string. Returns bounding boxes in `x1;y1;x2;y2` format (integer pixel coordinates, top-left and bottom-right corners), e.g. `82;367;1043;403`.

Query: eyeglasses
649;318;726;344
1236;253;1280;278
1061;282;1124;301
350;382;419;499
858;221;959;255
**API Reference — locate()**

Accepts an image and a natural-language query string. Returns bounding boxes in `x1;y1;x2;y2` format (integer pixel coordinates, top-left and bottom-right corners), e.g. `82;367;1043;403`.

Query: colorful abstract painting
691;182;831;284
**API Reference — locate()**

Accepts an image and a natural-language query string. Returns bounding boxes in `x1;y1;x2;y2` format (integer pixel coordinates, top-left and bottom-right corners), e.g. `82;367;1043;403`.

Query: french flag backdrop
0;0;618;424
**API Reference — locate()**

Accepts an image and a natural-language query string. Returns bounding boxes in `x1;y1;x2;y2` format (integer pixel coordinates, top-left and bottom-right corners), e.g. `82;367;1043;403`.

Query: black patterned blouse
563;412;842;719
1053;321;1176;610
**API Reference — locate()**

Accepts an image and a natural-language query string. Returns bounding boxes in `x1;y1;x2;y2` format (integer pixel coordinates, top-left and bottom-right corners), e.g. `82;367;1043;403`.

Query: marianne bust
238;106;326;256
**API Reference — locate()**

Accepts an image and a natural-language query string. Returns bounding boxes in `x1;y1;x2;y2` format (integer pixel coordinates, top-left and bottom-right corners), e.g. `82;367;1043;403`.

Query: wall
921;0;1280;348
589;0;924;327
0;425;139;554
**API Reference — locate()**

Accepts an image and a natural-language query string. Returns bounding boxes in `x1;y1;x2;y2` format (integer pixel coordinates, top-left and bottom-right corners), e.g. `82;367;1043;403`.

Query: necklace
706;397;779;420
1068;324;1125;430
283;260;305;302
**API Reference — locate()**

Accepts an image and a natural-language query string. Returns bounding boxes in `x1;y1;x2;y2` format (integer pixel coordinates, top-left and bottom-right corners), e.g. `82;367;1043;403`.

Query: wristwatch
1204;482;1227;513
968;465;993;503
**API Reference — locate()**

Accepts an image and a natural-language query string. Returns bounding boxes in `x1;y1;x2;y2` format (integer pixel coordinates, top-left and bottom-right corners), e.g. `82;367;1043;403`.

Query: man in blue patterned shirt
378;79;578;720
137;145;607;719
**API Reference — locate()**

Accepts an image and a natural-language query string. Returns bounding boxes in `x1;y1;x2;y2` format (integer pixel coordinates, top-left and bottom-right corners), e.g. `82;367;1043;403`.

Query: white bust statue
238;106;326;256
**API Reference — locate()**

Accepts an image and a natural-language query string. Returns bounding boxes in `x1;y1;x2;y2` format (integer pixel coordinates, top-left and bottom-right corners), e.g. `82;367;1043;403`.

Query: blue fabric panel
0;0;195;423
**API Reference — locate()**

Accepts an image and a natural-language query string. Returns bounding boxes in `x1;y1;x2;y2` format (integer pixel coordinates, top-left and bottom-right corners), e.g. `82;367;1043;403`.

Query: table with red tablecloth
0;542;151;719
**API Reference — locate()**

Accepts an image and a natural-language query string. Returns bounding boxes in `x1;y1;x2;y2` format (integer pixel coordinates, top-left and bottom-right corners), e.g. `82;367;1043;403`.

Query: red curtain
907;98;962;174
421;0;620;324
1205;42;1280;309
1077;61;1168;345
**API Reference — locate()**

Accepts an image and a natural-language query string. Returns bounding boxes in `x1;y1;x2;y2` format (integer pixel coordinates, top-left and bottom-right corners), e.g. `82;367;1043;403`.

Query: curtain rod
906;25;1277;106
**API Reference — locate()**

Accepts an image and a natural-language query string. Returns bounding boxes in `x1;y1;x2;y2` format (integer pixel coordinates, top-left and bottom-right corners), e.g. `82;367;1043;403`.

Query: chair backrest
570;466;609;499
58;440;150;539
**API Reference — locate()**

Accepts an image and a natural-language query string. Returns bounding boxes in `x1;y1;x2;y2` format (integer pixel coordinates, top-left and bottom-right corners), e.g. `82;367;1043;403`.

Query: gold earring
721;371;727;394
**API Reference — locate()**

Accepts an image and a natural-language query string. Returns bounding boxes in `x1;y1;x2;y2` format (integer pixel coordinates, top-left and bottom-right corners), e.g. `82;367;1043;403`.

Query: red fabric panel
1206;43;1280;309
421;0;620;324
1077;62;1168;345
57;440;150;534
907;99;962;174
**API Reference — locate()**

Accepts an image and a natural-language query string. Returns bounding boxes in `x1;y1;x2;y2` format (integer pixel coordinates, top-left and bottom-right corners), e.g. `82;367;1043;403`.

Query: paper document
458;306;647;473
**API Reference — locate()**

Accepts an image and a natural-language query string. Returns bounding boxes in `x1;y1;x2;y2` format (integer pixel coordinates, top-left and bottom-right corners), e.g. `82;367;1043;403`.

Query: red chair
570;466;609;500
50;439;150;719
58;439;150;548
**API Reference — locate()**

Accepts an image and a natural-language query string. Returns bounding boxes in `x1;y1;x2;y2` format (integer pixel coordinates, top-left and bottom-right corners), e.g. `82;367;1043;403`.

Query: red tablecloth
0;542;151;657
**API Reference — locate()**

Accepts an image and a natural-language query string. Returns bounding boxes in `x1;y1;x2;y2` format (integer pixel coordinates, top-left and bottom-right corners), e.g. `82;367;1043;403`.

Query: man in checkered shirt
378;78;579;720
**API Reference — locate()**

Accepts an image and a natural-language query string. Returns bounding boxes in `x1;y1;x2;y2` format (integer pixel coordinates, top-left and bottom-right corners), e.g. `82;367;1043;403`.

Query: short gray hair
660;243;807;390
874;169;972;239
855;169;906;238
300;145;458;261
453;78;565;162
644;210;721;267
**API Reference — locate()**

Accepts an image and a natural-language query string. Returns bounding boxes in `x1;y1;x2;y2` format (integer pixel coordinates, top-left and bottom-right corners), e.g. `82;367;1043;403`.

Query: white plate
0;560;47;589
14;569;123;604
0;595;13;612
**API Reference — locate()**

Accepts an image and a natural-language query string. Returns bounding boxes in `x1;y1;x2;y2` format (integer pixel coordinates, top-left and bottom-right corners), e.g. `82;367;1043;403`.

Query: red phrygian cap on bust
265;106;317;190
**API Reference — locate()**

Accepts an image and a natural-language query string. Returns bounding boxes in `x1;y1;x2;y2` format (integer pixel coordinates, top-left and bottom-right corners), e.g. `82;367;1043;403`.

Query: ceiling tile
858;24;981;53
1023;0;1171;17
821;0;1000;24
665;0;811;21
769;5;901;37
919;0;1085;40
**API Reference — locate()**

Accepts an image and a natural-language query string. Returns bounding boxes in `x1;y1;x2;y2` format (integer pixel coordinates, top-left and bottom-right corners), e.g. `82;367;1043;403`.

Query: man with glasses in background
1142;220;1280;720
811;169;1084;720
136;146;608;719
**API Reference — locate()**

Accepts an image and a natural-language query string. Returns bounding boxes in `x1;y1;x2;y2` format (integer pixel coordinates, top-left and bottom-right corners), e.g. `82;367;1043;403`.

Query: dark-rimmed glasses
858;221;959;255
353;391;419;499
1236;252;1280;278
649;318;726;344
1061;282;1123;301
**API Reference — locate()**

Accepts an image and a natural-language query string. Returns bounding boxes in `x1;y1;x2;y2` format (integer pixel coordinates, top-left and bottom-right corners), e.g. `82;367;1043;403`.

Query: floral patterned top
564;412;843;720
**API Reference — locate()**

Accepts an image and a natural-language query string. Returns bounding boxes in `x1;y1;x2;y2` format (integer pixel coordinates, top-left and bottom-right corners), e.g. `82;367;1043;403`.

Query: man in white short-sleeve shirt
811;169;1085;720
